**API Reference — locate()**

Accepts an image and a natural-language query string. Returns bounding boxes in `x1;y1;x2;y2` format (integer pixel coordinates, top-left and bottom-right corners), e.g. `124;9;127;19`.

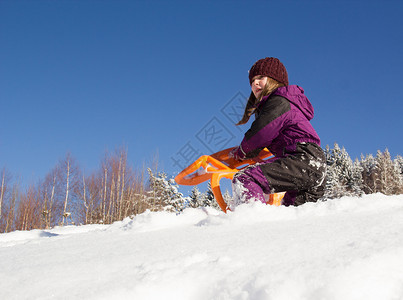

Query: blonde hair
236;77;285;125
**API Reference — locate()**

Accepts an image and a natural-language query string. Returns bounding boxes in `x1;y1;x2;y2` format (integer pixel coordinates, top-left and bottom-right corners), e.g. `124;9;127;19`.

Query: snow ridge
1;194;403;300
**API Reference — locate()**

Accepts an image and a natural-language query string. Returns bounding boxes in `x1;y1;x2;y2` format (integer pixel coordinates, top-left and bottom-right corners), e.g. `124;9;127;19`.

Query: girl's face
251;75;268;98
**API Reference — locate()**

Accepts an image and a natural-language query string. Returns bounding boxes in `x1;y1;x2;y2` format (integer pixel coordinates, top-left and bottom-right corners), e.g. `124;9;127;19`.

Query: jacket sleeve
240;95;290;155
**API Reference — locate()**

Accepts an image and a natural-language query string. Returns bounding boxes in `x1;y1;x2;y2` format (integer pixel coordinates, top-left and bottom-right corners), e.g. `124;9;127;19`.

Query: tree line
324;144;403;198
1;144;402;233
0;148;151;232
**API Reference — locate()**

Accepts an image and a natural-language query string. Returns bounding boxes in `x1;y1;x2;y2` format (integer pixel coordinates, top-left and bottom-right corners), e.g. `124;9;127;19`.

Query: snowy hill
1;194;403;300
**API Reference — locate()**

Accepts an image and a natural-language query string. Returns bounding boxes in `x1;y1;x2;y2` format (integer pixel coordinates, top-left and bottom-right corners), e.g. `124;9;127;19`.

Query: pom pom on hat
248;57;289;86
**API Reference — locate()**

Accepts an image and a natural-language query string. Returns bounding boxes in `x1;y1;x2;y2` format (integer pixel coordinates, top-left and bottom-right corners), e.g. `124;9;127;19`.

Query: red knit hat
248;57;289;86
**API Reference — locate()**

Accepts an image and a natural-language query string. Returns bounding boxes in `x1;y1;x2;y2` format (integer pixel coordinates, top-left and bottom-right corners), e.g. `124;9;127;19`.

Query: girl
229;57;326;207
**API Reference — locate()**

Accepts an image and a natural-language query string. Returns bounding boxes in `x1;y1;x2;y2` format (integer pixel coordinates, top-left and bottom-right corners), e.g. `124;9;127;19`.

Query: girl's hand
229;146;246;161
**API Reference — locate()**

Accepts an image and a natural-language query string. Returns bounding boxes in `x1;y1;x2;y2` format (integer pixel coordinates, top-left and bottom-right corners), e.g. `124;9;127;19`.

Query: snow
1;194;403;300
230;175;250;209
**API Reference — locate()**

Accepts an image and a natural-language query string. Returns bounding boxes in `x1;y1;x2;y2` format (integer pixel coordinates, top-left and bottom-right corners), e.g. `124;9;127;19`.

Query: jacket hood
272;85;314;120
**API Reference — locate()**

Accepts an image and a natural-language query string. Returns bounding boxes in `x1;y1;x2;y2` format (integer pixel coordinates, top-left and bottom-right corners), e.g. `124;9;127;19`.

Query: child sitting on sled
229;57;326;206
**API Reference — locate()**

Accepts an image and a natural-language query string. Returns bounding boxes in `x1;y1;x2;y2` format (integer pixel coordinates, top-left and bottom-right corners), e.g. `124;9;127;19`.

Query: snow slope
1;194;403;300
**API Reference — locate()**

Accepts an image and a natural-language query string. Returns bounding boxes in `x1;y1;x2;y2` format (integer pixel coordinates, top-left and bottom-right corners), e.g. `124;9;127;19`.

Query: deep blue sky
1;0;402;189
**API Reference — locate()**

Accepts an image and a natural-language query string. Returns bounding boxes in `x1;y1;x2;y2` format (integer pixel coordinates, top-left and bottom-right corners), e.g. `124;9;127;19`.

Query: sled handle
210;171;284;213
174;147;285;213
211;147;274;169
175;155;236;186
211;172;234;213
174;147;276;186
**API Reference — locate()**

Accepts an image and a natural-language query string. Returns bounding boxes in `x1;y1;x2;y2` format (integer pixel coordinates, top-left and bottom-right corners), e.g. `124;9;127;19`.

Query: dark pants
232;143;326;206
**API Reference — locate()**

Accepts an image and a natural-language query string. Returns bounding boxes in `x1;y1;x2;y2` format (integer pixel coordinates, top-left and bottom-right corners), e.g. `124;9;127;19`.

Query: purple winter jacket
240;85;320;158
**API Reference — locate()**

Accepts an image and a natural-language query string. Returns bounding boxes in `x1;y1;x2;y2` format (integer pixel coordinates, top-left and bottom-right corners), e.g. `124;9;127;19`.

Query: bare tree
14;185;42;231
52;153;81;226
0;146;185;232
0;168;7;223
41;167;59;229
0;168;13;232
62;157;71;225
82;173;89;224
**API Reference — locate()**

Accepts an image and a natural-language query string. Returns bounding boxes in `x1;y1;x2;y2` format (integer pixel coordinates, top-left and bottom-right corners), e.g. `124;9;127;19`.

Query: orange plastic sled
175;147;285;213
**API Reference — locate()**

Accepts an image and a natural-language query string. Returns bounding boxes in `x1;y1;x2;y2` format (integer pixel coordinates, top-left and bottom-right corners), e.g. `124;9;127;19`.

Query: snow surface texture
1;194;403;300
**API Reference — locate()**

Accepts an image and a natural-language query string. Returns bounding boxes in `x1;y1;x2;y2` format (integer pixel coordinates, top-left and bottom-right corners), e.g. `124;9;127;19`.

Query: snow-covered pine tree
223;190;232;206
166;177;186;213
374;149;402;195
202;182;220;210
188;186;203;208
146;168;186;213
393;155;403;194
146;168;163;211
352;158;364;196
395;155;403;176
324;145;342;198
324;143;363;198
360;153;377;194
202;182;215;207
